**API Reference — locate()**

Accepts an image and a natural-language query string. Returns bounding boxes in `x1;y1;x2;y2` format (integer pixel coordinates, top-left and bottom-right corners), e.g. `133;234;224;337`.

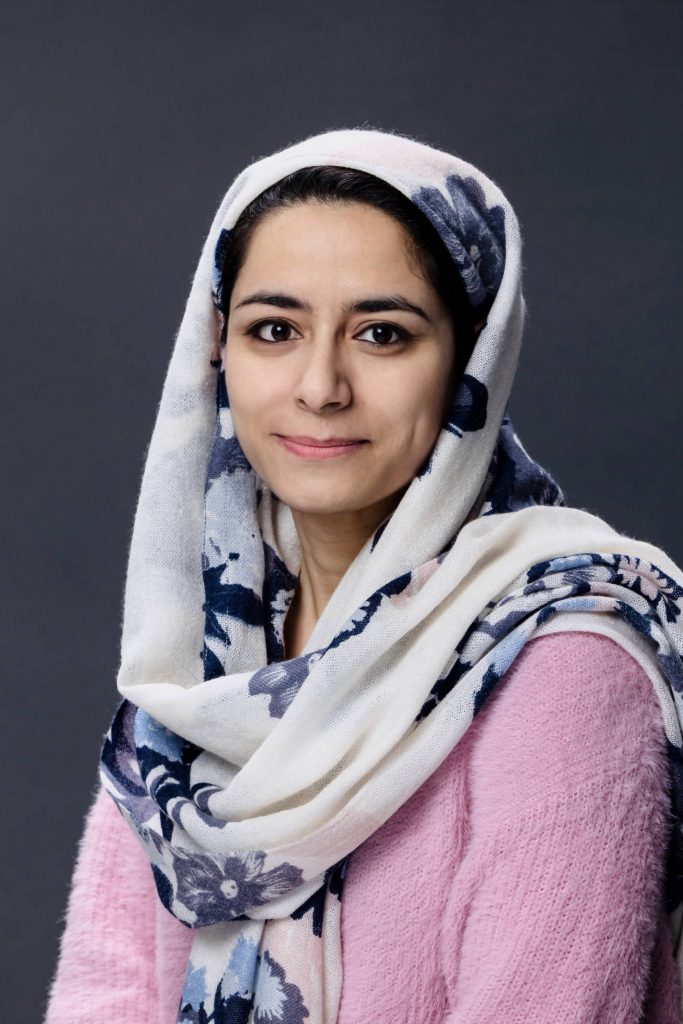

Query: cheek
383;364;450;436
223;356;280;425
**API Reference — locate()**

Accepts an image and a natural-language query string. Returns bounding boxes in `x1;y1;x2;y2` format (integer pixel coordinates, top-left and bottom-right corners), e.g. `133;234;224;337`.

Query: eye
246;319;299;344
356;322;412;347
244;318;412;347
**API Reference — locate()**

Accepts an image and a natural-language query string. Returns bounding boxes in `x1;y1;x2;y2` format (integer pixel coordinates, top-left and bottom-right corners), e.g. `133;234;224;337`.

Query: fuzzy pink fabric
43;631;681;1023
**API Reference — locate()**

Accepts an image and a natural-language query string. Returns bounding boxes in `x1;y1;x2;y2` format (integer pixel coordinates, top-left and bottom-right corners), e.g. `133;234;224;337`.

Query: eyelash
244;318;413;347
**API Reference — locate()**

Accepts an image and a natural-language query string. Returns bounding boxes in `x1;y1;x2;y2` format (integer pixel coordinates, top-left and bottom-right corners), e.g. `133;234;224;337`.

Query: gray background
1;1;680;1019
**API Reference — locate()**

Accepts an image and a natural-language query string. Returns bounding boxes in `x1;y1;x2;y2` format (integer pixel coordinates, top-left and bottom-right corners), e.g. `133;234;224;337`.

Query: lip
275;434;368;460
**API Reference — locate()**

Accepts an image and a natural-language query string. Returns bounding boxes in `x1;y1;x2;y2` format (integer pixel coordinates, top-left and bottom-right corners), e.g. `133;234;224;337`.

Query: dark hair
216;165;485;386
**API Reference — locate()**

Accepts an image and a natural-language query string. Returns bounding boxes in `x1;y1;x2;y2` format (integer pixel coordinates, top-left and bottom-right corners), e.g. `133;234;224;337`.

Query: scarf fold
98;127;683;1023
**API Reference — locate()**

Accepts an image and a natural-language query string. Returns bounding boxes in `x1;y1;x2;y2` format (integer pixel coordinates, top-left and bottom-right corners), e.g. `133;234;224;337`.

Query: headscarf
99;127;683;1023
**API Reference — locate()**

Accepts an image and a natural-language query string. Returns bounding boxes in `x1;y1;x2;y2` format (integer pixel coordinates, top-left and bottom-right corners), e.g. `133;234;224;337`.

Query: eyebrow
232;290;433;324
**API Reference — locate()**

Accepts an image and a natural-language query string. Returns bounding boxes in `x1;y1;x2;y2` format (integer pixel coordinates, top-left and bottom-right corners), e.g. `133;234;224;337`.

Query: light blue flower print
221;933;259;997
182;959;208;1009
134;709;183;762
253;948;309;1023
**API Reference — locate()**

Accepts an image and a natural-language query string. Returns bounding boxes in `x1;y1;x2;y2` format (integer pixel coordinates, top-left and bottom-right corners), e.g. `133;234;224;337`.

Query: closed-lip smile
279;435;365;446
275;434;368;460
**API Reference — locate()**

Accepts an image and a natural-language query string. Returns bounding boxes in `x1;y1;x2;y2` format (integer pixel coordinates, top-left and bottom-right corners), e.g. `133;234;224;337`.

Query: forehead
245;199;413;258
235;200;425;288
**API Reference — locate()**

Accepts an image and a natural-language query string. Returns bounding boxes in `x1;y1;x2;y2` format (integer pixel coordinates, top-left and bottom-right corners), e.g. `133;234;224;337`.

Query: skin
223;199;457;658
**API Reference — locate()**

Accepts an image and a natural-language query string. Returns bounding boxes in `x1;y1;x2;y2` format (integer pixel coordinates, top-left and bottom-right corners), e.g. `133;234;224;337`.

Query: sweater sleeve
43;780;162;1023
439;630;680;1024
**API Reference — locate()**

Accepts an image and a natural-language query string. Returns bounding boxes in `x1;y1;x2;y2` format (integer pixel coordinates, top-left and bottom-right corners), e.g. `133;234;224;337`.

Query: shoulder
464;630;671;825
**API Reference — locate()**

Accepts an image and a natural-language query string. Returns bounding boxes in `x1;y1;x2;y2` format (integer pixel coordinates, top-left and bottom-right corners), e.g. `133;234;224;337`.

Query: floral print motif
252;949;310;1023
178;946;309;1024
173;848;304;924
481;416;566;513
410;172;506;312
249;654;321;719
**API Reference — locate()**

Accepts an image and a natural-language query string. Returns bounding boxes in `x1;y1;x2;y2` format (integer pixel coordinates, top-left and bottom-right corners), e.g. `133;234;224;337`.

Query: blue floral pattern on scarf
178;945;310;1024
410;172;506;313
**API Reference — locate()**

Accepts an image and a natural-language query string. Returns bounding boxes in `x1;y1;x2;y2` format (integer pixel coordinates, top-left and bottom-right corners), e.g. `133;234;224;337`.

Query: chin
273;488;368;516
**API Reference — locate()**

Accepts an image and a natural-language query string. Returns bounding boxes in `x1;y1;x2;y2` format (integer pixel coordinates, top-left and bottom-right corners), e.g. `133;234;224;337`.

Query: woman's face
224;199;456;518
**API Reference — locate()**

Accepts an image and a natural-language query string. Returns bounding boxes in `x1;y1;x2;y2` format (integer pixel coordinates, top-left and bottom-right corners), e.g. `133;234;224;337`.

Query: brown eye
356;323;412;347
247;319;298;343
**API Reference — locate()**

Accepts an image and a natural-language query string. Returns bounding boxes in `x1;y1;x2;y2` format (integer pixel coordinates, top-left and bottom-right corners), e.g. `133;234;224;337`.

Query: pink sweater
43;632;681;1023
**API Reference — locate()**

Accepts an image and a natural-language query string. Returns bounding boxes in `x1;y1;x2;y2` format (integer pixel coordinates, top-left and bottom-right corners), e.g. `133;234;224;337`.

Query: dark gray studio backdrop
2;1;680;1018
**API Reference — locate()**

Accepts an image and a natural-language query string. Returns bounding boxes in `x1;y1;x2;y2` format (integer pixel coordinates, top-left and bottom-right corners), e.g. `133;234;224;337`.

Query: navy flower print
410;172;506;312
174;847;305;926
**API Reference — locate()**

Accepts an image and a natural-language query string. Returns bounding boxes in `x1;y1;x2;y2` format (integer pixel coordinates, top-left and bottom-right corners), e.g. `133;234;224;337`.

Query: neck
284;488;406;657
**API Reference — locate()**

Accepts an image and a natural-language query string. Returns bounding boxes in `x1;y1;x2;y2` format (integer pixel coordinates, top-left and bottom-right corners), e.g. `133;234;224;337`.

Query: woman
44;127;683;1023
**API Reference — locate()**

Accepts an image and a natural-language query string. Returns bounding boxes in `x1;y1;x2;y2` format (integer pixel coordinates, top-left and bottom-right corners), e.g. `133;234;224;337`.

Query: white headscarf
99;127;683;1023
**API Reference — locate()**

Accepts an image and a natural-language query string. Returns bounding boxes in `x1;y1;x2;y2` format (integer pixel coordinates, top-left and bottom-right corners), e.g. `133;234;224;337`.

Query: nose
294;331;352;412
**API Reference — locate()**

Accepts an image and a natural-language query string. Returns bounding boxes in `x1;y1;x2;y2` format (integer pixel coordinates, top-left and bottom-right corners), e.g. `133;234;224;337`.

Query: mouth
274;435;369;460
